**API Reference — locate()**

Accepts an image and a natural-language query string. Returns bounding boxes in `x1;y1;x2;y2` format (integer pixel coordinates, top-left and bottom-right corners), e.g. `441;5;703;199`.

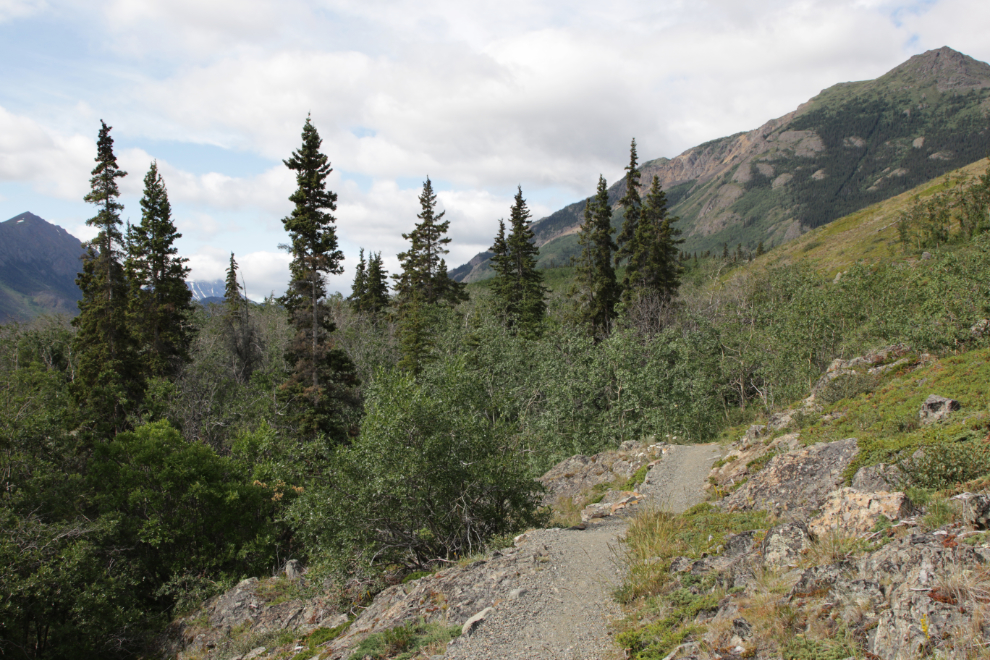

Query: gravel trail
444;443;723;660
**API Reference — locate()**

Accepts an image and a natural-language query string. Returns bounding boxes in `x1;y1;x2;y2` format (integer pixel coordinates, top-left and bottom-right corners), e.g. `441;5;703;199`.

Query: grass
289;622;351;660
347;619;460;660
614;504;769;658
790;347;990;482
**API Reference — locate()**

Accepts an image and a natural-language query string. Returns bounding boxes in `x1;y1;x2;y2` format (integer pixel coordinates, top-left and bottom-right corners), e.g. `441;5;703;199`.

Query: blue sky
2;0;989;298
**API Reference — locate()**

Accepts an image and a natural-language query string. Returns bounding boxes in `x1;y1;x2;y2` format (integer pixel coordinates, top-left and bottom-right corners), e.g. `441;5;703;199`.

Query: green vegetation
615;504;768;657
6;113;990;659
347;619;460;660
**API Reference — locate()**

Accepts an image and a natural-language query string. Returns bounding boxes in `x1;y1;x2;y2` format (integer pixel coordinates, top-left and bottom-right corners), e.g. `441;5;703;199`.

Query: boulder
970;318;990;339
283;559;301;580
851;463;902;492
952;492;990;529
919;394;960;424
722;438;859;518
761;522;813;568
808;488;913;536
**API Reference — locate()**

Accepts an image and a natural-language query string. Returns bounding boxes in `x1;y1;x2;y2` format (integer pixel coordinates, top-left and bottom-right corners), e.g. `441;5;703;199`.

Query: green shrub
290;358;546;569
900;440;990;490
818;371;879;405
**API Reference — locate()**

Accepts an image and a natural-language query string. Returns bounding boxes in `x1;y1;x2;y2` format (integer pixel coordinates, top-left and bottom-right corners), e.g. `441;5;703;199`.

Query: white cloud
0;0;44;22
187;246;292;300
0;105;94;200
7;0;990;283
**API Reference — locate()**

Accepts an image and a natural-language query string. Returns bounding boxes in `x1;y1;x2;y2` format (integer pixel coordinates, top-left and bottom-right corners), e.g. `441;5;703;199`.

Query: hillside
0;212;86;323
453;46;990;282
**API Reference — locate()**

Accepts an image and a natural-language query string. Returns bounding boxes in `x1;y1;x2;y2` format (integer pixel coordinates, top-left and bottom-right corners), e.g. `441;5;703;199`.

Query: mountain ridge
453;46;990;282
0;212;86;322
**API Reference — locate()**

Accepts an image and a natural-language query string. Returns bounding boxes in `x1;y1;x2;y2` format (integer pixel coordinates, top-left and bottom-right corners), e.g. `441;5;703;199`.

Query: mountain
0;212;86;323
454;46;990;282
187;279;227;304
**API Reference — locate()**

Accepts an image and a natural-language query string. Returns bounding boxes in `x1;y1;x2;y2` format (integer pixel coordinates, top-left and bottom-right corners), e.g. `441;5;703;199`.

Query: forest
3;118;990;659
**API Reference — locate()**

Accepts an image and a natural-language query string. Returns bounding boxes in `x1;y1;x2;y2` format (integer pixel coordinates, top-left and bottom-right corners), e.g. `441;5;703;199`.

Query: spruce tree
127;161;193;380
222;252;258;382
365;251;390;314
488;220;512;315
350;249;389;315
615;138;642;267
393;177;467;307
397;288;428;375
570;175;620;337
72;120;141;434
489;187;547;334
225;252;242;303
279;115;358;441
645;175;683;301
349;248;368;309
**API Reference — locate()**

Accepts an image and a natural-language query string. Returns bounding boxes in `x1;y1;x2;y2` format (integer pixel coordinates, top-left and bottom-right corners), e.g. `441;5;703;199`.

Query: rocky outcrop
161;576;347;660
721;438;859;518
808;488;914;536
538;440;666;507
919;394;961;424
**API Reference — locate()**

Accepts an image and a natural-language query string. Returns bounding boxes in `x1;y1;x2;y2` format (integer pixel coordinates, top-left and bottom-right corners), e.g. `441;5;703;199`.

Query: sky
2;0;989;299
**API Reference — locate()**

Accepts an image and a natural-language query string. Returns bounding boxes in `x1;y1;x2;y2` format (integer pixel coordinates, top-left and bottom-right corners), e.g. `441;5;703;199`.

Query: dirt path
443;444;723;660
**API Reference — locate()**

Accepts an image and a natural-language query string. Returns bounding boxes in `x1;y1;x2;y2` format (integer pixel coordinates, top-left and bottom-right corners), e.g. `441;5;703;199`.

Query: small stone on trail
461;606;494;636
508;588;527;600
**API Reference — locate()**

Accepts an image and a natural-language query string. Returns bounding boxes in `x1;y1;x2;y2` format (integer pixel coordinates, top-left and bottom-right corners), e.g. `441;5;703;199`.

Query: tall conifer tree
279;115;358;441
489;187;546;334
127;161;194;380
225;252;243;303
365;252;390;314
615;138;642;267
222;252;258;382
570;175;620;337
349;248;368;308
72;120;141;434
393;177;467;307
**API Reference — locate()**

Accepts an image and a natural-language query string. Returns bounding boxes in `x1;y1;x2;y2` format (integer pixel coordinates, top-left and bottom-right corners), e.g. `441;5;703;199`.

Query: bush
900;440;990;491
290;358;546;569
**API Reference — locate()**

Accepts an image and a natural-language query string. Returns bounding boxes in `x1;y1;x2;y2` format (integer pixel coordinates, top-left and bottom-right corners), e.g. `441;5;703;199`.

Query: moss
401;571;431;584
289;621;351;660
782;635;857;660
621;464;651;491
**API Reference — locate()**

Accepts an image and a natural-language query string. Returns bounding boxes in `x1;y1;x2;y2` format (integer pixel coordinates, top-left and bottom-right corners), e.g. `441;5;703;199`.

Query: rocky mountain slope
453;46;990;282
0;212;85;322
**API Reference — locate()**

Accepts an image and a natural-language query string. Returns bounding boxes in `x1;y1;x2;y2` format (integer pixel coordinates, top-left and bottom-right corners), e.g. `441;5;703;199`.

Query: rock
919;394;960;424
241;648;266;660
744;424;766;440
722;438;859;518
284;559;301;580
538;443;665;507
952;492;990;529
508;588;526;600
971;318;990;339
921;251;932;260
808;488;913;536
761;522;812;568
851;463;902;492
461;607;493;636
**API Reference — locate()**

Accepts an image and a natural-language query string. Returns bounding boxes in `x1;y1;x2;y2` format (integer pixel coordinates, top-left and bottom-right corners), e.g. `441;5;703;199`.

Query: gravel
442;444;724;660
